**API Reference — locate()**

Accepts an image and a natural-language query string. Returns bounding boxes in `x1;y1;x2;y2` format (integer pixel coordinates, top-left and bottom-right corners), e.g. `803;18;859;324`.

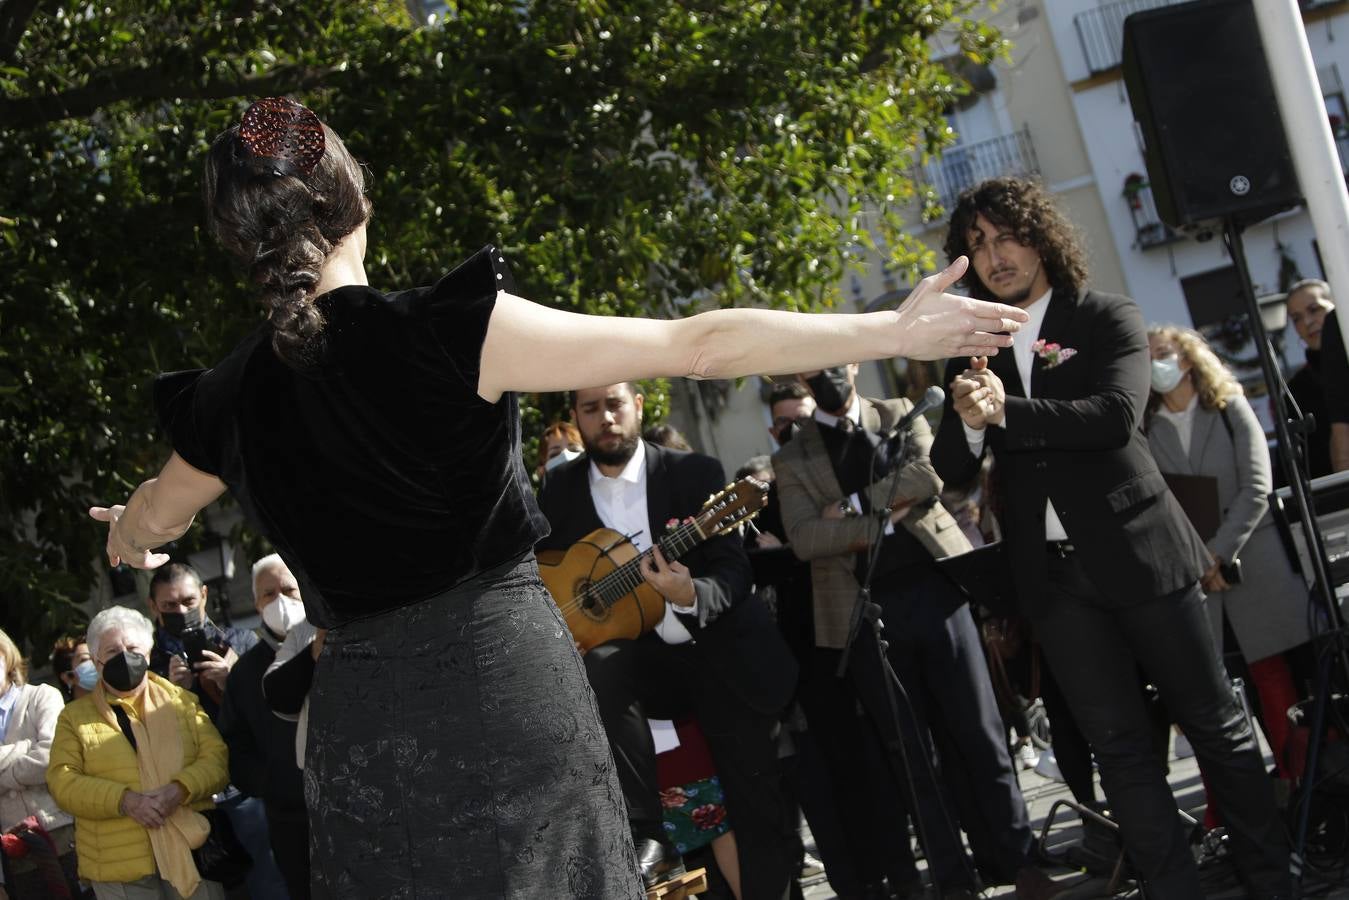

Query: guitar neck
590;521;707;608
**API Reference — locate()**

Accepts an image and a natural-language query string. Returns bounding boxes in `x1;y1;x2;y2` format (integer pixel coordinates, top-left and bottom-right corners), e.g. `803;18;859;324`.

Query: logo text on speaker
1229;175;1252;196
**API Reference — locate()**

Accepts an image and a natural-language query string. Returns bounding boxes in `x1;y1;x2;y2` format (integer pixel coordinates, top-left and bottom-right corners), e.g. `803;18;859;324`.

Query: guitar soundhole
577;582;606;621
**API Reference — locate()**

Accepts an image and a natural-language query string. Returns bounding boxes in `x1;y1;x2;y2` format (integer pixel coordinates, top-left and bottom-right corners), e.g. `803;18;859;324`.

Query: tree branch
0;0;44;66
0;61;342;130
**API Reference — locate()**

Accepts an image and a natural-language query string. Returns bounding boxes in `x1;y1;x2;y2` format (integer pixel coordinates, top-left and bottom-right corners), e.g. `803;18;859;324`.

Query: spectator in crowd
0;629;77;898
538;382;799;898
775;363;1053;900
1321;308;1349;472
52;635;96;703
1284;280;1336;478
218;554;310;899
749;387;919;900
1146;325;1310;785
48;606;229;900
766;382;815;452
643;423;693;452
537;420;583;481
146;564;255;720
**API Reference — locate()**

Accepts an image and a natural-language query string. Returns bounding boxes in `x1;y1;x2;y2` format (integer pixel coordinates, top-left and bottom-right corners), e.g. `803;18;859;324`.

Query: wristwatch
839;499;859;518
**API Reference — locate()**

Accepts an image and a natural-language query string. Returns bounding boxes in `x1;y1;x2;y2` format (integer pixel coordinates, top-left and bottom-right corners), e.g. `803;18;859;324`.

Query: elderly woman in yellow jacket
47;606;229;900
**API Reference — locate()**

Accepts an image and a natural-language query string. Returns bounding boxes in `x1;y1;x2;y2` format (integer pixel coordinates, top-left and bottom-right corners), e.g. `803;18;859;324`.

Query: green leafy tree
0;0;1001;655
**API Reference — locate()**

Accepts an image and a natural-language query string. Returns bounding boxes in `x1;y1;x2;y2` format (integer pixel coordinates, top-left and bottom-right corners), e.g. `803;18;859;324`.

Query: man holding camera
147;562;256;719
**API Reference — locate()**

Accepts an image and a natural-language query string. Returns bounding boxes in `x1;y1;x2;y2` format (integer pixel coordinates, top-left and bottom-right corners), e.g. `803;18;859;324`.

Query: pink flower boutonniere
1031;339;1078;369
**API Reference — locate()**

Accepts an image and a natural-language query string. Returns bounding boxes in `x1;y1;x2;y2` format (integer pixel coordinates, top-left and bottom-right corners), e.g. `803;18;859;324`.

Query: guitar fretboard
585;519;706;609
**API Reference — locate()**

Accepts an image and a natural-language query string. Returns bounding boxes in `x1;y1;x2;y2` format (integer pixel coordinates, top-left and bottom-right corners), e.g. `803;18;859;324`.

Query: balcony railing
914;127;1040;212
1123;177;1181;250
1074;0;1184;76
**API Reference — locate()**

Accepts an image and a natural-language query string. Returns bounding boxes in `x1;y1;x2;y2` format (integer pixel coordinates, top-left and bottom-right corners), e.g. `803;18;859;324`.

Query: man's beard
586;431;641;467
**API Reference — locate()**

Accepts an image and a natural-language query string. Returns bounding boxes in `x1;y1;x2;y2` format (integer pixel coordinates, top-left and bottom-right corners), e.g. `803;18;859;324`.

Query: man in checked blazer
772;364;1053;900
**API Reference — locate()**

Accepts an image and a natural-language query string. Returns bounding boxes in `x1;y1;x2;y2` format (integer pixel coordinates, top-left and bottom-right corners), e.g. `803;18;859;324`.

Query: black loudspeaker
1122;0;1302;230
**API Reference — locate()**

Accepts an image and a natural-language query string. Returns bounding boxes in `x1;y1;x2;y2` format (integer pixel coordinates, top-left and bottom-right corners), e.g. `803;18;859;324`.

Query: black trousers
814;564;1033;890
267;804;311;900
796;649;918;893
584;635;793;900
1033;551;1290;899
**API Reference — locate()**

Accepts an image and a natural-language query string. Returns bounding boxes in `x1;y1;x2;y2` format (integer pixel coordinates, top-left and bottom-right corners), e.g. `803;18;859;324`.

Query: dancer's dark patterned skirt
305;553;642;899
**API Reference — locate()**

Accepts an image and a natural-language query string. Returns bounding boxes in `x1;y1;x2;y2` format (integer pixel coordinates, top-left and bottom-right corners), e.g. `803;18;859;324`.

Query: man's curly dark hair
942;177;1090;302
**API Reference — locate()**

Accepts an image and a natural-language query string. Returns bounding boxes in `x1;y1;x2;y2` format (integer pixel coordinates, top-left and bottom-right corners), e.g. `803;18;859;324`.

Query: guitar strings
555;521;703;616
555;486;761;617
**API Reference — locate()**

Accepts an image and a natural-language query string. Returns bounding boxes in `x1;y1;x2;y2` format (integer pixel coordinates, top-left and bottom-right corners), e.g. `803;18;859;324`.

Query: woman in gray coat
1145;325;1310;787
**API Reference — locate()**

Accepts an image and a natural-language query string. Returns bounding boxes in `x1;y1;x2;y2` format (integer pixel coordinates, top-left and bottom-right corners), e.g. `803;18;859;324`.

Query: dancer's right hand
894;256;1029;360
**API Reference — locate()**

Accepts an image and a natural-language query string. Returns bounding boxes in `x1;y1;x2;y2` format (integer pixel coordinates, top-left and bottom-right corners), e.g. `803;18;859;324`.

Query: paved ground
799;739;1349;899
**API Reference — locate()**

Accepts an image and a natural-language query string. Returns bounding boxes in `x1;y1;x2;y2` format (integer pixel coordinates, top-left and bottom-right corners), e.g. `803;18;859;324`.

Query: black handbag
191;806;253;888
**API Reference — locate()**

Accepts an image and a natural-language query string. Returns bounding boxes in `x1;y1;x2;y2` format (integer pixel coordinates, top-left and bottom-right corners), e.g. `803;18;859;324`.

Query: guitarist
536;382;798;900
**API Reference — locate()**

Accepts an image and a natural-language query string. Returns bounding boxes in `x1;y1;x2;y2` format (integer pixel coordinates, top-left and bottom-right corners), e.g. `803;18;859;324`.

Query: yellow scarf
94;673;209;897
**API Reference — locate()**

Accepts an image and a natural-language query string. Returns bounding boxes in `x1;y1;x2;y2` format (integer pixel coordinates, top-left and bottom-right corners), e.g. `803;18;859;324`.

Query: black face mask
102;650;149;693
806;368;853;415
159;608;202;638
160;612;186;637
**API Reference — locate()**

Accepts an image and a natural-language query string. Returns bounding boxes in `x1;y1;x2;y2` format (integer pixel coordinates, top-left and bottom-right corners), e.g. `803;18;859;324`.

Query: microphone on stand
881;385;946;443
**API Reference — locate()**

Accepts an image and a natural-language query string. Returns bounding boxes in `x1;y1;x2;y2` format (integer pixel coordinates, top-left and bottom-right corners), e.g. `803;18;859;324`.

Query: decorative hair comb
237;97;326;177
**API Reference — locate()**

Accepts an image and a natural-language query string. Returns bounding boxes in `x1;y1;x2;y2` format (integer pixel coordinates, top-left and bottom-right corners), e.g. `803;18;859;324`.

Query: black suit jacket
536;440;797;714
930;289;1209;617
217;638;304;813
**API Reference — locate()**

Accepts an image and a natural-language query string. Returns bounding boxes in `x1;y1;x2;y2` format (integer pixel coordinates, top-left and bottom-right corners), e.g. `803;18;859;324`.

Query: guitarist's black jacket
536;440;797;715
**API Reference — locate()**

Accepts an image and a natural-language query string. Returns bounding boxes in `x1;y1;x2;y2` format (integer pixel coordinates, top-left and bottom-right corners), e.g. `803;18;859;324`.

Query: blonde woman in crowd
0;629;77;899
1145;325;1311;792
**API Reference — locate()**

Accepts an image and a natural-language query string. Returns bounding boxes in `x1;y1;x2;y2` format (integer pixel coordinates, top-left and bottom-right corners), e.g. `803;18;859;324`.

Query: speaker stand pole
1252;0;1349;354
1222;216;1349;899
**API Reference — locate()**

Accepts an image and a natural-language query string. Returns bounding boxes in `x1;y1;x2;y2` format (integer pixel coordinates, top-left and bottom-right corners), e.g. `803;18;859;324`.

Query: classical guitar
537;477;768;651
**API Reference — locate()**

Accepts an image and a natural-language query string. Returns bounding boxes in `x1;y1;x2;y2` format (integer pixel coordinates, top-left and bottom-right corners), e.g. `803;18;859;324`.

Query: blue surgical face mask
1151;356;1185;394
75;659;99;692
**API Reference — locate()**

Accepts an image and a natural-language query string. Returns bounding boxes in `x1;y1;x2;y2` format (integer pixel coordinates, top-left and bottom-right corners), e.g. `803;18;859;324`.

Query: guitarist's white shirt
588;440;698;645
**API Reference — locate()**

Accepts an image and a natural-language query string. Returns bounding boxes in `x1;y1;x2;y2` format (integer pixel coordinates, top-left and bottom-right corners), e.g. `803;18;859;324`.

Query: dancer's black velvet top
153;246;550;627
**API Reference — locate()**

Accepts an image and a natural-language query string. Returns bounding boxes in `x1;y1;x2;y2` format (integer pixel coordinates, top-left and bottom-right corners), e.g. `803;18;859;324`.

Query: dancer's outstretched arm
477;256;1026;402
89;452;226;568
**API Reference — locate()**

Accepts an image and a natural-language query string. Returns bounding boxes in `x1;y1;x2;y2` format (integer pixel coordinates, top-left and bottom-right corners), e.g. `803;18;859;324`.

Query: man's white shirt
587;440;697;644
962;288;1069;541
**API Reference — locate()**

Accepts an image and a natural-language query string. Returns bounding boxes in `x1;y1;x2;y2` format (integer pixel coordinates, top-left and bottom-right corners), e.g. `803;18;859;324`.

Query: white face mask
262;595;307;635
544;447;582;472
1151;356;1185;394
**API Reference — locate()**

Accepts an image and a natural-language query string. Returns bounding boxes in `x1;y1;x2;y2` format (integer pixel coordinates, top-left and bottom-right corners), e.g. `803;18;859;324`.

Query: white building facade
679;0;1348;468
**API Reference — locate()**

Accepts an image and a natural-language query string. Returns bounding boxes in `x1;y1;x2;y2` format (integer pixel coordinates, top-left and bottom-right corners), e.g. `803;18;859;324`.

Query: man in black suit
536;382;798;900
929;177;1289;900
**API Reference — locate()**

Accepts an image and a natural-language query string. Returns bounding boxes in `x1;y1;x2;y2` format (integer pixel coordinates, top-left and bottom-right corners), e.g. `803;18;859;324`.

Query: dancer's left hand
89;504;171;569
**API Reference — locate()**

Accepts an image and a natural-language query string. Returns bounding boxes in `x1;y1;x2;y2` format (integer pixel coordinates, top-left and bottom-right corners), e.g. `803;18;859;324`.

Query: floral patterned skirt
305;553;642;899
660;776;731;855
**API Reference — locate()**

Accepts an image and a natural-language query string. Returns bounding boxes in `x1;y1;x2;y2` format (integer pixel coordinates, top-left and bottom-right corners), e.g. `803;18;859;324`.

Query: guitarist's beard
587;433;641;468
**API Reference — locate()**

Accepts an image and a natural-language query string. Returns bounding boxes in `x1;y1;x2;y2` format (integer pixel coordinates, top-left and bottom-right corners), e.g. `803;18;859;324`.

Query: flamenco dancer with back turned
89;97;1029;898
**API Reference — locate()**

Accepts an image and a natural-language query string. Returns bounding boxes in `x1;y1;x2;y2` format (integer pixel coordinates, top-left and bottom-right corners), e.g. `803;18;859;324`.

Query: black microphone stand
834;412;979;892
1223;217;1349;899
